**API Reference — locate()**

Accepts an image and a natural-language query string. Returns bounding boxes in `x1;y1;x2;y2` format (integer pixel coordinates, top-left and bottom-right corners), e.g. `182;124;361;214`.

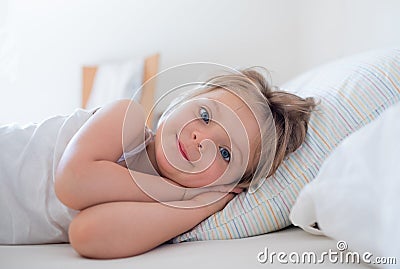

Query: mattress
0;227;370;269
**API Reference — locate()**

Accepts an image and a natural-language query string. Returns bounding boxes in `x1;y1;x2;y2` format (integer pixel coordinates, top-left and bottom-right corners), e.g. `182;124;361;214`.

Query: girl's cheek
207;162;228;184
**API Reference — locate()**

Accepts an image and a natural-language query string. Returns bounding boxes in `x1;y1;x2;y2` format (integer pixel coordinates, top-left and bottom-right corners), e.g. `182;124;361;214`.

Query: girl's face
155;89;260;188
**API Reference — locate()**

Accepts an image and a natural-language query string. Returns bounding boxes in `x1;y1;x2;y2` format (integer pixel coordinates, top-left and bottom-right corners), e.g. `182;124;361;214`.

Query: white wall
294;0;400;71
1;0;399;124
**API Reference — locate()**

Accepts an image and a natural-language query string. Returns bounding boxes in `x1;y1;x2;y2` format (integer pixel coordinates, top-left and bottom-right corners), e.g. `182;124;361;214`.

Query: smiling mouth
177;139;189;161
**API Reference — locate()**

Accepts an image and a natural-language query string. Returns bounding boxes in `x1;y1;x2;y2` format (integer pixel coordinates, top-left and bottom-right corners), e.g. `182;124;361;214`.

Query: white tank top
0;108;152;244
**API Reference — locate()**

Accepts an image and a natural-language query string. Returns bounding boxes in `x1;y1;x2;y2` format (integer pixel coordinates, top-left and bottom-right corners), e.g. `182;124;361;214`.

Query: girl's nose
191;131;203;149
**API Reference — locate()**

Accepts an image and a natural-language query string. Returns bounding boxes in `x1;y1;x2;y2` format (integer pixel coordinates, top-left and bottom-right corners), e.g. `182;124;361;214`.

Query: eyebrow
208;100;244;165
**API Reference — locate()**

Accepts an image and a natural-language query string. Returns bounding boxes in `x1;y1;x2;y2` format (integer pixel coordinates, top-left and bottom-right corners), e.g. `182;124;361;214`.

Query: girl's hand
209;184;244;194
190;192;236;213
182;183;244;201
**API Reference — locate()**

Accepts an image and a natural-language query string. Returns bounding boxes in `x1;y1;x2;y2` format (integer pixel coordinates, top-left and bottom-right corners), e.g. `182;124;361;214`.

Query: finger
224;193;235;204
208;192;234;203
230;187;244;194
220;192;235;203
215;183;238;193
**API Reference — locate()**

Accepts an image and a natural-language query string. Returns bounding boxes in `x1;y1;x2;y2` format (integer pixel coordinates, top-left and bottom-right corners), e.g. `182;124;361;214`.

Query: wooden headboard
82;53;160;127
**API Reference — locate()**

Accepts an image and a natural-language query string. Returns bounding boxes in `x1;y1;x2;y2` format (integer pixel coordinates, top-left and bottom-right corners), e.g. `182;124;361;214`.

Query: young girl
0;69;315;259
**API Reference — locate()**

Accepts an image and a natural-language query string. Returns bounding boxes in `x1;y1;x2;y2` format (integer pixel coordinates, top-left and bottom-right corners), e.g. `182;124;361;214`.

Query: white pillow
290;102;400;267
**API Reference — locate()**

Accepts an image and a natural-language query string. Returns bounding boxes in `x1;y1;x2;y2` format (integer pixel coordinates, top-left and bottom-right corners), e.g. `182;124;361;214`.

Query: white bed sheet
0;227;370;269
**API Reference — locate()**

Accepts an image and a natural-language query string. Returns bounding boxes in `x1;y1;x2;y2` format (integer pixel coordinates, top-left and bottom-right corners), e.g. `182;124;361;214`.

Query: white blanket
0;109;95;244
290;102;400;268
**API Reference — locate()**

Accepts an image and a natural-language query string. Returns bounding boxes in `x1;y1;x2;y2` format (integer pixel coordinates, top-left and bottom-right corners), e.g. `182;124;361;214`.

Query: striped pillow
173;48;400;242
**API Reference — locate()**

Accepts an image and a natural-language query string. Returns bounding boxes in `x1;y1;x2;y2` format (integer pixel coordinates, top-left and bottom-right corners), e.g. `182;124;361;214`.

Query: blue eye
219;147;231;162
199;107;210;124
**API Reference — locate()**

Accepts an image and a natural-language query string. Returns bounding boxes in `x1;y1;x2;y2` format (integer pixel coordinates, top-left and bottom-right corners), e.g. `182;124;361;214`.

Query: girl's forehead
195;89;261;155
195;88;232;98
194;89;249;110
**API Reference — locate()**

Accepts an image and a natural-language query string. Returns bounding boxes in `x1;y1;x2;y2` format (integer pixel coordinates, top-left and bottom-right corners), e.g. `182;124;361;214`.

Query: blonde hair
158;68;316;191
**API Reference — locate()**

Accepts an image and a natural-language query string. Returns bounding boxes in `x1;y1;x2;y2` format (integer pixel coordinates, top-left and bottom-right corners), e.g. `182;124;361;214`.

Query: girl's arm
55;100;187;210
68;192;235;259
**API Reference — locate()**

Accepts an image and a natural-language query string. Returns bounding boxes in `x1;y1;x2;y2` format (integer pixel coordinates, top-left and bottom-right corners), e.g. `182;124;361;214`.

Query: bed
0;226;370;268
1;49;399;268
